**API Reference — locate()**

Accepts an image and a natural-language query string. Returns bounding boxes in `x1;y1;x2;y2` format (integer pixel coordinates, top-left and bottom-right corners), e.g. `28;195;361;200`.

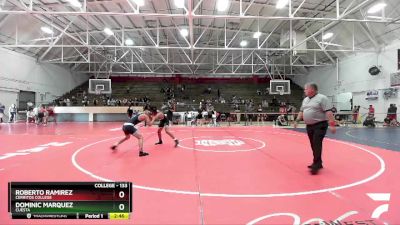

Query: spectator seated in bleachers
363;113;375;127
264;88;270;95
271;96;279;107
262;99;268;108
82;98;89;107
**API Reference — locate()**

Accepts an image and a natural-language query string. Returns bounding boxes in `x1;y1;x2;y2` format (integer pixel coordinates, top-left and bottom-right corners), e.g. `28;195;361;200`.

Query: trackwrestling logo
195;139;245;146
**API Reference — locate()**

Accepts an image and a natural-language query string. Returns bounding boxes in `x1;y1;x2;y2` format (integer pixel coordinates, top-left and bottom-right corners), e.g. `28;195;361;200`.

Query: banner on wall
336;92;353;111
383;88;398;99
365;90;379;100
391;71;400;87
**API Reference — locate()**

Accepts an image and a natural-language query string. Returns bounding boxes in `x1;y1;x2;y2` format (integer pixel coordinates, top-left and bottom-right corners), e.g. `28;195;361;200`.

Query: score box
8;182;132;220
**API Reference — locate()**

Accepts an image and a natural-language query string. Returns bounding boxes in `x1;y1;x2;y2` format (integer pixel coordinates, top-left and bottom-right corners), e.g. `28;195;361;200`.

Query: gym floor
1;123;399;224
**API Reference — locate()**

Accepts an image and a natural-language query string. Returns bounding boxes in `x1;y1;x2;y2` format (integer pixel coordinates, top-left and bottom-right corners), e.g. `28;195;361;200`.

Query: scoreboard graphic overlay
8;182;132;220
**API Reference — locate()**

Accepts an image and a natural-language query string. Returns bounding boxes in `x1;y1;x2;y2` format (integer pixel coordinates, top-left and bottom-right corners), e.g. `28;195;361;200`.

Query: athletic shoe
174;139;179;147
307;164;323;169
310;164;322;175
139;151;149;157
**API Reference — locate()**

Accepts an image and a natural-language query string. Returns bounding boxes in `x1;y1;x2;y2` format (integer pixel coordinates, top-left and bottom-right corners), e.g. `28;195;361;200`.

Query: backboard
88;79;112;94
269;80;291;95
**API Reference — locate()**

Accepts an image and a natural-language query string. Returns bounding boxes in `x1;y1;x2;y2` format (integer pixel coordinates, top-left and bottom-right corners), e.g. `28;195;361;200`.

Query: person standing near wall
8;103;17;123
27;100;34;111
0;103;5;123
368;105;375;117
294;83;336;175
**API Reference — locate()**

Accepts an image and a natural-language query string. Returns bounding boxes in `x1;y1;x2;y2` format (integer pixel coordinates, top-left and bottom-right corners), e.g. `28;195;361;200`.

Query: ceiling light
253;31;261;39
368;3;387;14
319;42;343;47
174;0;185;8
67;0;82;8
240;40;248;47
276;0;289;9
322;32;333;40
133;0;145;7
125;39;134;46
103;27;114;36
216;0;229;12
180;28;188;37
367;16;382;19
367;15;392;20
40;26;54;35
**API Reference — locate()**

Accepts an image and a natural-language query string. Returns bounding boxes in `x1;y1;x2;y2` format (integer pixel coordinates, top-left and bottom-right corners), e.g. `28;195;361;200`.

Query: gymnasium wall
0;48;89;113
292;41;400;121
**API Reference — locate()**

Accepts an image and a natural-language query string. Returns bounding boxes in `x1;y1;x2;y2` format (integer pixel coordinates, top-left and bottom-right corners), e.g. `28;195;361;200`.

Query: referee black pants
306;121;328;166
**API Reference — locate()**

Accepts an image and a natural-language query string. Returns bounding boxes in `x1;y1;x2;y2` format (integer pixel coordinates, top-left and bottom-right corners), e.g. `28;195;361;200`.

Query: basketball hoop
89;79;112;94
270;80;291;95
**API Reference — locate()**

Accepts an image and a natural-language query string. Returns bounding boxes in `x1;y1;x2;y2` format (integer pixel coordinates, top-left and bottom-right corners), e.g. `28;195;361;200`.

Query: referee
294;83;336;175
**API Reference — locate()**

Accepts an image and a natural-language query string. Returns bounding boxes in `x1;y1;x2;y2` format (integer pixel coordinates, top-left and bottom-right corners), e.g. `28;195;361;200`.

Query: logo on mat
195;140;245;146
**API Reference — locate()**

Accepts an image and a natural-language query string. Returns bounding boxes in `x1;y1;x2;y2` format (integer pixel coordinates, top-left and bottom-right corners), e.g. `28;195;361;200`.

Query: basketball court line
188;128;206;225
178;136;266;152
289;126;400;151
345;129;400;147
71;129;386;198
1;123;398;224
246;211;360;225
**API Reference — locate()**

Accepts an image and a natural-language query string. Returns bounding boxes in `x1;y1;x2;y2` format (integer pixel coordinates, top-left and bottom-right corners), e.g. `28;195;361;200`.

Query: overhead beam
288;0;377;53
312;36;336;64
0;44;372;53
39;21;74;61
0;11;397;24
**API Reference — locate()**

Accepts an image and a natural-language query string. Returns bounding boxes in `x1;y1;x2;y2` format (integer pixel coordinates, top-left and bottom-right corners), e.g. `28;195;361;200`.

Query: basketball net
278;90;284;96
95;89;102;95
